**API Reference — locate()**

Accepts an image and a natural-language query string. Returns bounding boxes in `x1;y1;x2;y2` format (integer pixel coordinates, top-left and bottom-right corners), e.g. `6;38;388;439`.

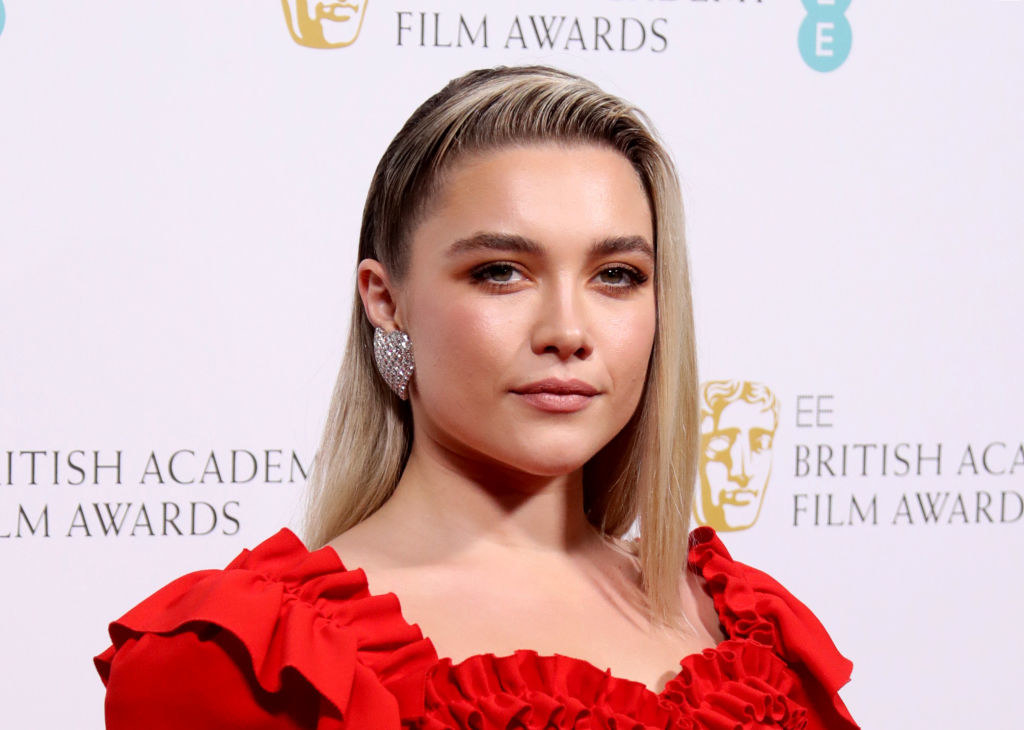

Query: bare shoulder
324;517;408;572
322;514;457;604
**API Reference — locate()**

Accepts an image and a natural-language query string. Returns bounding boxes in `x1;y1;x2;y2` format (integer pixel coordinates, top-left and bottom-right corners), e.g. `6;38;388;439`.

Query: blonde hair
304;65;699;628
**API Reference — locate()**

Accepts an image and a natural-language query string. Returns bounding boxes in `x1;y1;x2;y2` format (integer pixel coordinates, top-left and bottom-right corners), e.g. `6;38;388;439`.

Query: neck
375;433;603;562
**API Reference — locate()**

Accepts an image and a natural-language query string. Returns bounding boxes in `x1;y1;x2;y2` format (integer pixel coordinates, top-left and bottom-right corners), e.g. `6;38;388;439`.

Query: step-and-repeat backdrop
1;1;1021;728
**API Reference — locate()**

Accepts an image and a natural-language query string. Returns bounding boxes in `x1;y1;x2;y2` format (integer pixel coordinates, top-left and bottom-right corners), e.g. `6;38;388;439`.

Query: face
282;1;368;48
393;143;656;481
697;399;777;530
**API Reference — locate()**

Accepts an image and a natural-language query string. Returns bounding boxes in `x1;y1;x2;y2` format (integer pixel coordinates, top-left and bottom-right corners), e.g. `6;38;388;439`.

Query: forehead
411;143;654;255
713;400;778;431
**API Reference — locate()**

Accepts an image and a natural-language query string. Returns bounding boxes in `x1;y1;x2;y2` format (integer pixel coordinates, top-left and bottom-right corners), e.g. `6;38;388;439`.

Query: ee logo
799;0;851;72
0;1;5;38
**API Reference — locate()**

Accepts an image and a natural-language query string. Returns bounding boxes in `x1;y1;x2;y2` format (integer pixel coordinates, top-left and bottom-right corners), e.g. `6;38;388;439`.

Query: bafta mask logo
694;380;779;532
281;1;368;49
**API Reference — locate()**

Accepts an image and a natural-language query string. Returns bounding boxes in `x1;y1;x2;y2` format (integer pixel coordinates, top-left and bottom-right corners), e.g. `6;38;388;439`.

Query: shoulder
686;526;859;730
95;528;437;729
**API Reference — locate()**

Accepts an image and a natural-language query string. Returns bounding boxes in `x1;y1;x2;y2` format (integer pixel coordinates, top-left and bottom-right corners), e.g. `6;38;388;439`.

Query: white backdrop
1;1;1022;728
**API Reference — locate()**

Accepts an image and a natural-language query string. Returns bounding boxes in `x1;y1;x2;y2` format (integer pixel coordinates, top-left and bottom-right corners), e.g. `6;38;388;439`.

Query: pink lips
511;378;600;413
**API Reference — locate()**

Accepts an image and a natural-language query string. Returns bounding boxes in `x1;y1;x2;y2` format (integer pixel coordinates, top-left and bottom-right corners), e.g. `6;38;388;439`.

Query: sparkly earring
372;327;415;400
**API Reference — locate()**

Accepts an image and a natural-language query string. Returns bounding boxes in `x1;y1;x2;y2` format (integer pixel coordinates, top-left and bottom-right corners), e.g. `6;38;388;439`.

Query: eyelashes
471;262;523;285
469;261;650;292
596;266;649;288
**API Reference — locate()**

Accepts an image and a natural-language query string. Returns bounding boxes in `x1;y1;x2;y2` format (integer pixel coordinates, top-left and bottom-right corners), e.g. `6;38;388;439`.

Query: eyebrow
447;232;654;260
593;235;655;261
447;232;542;256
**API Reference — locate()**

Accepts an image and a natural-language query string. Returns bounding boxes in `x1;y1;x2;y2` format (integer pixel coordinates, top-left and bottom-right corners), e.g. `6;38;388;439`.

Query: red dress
94;527;859;729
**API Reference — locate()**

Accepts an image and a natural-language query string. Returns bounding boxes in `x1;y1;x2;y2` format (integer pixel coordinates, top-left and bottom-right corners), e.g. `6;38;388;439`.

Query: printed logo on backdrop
394;11;669;53
282;0;369;48
1;448;311;539
0;0;6;39
799;0;852;72
791;395;1023;527
392;3;764;54
691;384;1024;530
278;1;769;54
694;380;779;532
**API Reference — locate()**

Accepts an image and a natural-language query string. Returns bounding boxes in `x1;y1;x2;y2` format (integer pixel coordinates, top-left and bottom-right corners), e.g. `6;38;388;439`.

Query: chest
374;563;723;695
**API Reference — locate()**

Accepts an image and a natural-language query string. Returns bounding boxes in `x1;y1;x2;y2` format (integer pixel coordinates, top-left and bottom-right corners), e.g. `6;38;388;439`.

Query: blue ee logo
799;0;851;72
0;1;6;38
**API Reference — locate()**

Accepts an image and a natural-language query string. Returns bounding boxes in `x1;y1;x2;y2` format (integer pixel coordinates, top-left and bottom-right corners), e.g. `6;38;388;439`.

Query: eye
470;262;525;286
705;434;733;460
595;265;648;289
751;433;773;453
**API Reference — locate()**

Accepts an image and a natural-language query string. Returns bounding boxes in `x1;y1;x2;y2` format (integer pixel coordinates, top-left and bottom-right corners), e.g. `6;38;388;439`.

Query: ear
357;259;404;330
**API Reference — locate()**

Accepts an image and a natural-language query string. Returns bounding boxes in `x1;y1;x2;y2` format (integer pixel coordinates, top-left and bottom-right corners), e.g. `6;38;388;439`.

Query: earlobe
357;258;401;330
359;258;414;400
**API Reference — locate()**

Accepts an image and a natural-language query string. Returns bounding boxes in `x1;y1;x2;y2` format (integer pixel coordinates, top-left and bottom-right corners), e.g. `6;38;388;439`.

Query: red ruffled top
95;526;858;729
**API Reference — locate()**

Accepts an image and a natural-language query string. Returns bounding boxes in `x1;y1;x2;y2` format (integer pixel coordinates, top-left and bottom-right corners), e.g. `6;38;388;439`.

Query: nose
727;439;752;488
530;277;593;361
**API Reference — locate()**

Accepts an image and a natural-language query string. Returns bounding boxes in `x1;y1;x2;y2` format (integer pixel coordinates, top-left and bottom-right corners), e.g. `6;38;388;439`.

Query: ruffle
417;650;682;729
94;528;438;722
687;527;858;729
411;529;857;729
416;641;812;730
663;641;807;730
95;526;859;730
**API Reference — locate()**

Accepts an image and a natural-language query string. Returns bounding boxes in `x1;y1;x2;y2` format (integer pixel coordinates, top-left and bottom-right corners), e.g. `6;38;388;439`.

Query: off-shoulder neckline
294;525;735;699
98;526;856;727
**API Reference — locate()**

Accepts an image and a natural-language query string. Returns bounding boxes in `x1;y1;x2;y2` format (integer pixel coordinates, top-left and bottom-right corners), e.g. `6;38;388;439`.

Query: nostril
727;465;750;487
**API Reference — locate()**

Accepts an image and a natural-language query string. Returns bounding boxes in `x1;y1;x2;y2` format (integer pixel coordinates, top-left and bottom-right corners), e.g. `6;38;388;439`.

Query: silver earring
373;327;415;400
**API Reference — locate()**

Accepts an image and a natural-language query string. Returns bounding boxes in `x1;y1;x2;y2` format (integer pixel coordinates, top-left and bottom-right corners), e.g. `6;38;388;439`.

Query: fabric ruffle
663;641;808;730
413;529;858;729
95;526;859;729
94;528;438;723
416;642;812;730
418;650;680;729
686;527;858;730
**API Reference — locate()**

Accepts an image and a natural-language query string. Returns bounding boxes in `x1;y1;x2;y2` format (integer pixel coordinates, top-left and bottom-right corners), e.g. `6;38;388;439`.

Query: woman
94;66;858;729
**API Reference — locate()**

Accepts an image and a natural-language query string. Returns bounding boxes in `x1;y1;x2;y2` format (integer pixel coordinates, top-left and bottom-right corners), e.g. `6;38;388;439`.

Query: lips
510;378;600;413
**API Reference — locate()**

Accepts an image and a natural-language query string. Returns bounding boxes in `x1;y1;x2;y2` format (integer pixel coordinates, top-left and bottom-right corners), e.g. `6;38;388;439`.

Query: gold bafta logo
694;380;779;532
281;1;368;49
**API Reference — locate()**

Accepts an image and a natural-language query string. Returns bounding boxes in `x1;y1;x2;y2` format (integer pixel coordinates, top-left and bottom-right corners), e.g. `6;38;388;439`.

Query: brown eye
596;266;646;288
471;262;524;286
489;264;516;282
601;268;627;284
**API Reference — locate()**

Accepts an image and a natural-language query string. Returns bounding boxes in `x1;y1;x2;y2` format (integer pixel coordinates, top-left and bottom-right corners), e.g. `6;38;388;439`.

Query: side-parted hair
304;65;699;628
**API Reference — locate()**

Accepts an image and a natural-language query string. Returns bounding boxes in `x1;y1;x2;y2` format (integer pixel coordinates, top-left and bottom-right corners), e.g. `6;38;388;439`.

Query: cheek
594;300;656;401
751;453;773;476
408;294;521;400
705;462;728;480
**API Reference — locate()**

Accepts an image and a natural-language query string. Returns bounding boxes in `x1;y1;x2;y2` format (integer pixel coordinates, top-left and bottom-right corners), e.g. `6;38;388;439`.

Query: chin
493;443;595;478
517;456;591;478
